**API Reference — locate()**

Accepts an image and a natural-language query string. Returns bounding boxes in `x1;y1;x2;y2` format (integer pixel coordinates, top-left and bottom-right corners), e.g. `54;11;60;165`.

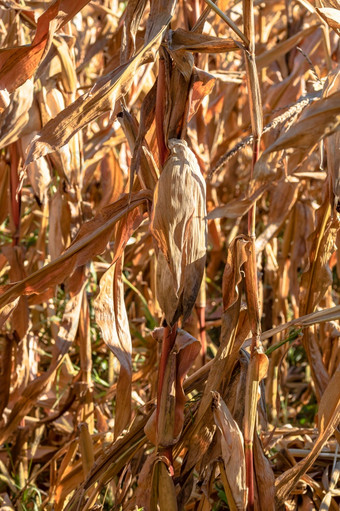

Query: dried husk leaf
134;453;157;510
151;458;178;511
94;257;132;439
212;391;247;510
150;139;207;326
253;434;275;511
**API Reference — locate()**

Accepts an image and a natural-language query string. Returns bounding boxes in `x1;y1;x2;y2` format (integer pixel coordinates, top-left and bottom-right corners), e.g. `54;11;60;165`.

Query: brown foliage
0;1;339;510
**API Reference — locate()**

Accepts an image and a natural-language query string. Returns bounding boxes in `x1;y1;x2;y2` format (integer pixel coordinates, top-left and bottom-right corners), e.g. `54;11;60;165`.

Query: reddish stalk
245;446;254;510
9;142;21;246
195;271;207;365
155;56;169;167
156;323;178;426
156;323;177;475
242;0;263;504
196;305;207;365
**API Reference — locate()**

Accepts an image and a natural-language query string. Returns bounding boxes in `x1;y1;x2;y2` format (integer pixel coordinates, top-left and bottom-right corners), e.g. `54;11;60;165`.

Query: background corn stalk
0;0;340;510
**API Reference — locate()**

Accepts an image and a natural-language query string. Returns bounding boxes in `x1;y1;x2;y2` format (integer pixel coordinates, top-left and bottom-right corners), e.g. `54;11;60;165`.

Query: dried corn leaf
0;79;35;149
150;139;206;326
183;238;249;474
253;434;275;511
208;185;267;220
316;7;340;32
0;191;151;309
212;391;247;510
259;90;340;157
24;19;171;167
188;67;216;121
223;235;250;311
21;133;51;205
0;298;19;329
94;223;139;438
256;24;320;69
168;28;240;53
121;0;148;63
275;365;340;501
0;284;84;445
0;0;92;92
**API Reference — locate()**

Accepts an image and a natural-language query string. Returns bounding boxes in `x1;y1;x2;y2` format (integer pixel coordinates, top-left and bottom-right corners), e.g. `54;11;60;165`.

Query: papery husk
150;457;178;511
150;139;207;326
212;392;247;511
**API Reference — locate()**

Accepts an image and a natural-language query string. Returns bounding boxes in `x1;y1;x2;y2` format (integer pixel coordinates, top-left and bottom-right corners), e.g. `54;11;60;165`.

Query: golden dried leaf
168;28;240;53
0;79;35;149
0;285;84;445
24;21;170;167
151;459;178;511
0;191;150;309
94;257;133;439
316;7;340;32
275;364;340;502
212;392;247;510
0;0;92;92
260;90;340;156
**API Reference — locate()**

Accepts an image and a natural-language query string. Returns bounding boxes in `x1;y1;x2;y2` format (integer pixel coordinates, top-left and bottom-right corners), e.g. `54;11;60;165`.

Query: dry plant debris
0;0;340;510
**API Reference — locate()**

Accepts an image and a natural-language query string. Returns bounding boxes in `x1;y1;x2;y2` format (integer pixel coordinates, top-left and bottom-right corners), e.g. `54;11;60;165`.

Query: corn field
0;0;340;509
